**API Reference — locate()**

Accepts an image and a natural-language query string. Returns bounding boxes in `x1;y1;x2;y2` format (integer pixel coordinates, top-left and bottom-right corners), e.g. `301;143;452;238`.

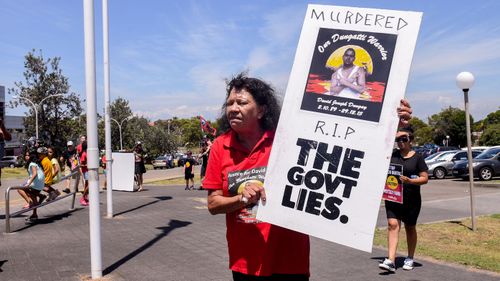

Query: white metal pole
102;0;113;218
119;125;123;151
83;0;103;278
35;106;39;140
463;89;476;231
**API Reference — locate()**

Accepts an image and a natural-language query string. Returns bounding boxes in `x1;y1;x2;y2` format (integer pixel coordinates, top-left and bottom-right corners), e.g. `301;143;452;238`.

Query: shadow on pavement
0;259;7;272
113;196;172;217
103;219;191;275
12;209;81;232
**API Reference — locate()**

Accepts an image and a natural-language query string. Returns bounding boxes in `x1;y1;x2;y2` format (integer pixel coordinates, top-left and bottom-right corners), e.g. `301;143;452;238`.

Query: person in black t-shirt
379;127;428;273
184;151;195;190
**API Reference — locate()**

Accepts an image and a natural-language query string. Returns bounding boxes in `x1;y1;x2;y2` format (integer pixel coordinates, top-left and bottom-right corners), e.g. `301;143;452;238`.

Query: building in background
0;85;26;156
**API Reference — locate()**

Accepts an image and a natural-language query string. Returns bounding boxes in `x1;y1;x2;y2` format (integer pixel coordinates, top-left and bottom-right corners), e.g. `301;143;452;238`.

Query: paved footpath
0;170;499;280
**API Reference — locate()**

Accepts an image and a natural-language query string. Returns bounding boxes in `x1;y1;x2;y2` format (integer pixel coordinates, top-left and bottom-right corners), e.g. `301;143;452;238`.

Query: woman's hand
399;175;411;184
397;99;413;127
240;181;266;205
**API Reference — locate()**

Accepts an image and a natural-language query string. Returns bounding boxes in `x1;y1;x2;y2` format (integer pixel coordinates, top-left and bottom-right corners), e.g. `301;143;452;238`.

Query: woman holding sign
379;127;428;273
204;72;414;280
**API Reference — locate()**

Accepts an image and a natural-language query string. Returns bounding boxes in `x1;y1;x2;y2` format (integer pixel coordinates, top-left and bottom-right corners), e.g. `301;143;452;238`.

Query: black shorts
385;194;421;226
135;162;146;174
184;172;194;180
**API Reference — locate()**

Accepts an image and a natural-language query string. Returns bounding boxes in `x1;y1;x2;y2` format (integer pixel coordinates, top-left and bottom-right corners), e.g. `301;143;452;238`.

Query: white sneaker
379;258;396;272
402;257;414;270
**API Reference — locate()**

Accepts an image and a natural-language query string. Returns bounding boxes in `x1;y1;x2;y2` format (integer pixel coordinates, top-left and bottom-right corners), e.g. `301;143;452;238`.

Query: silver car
426;150;481;179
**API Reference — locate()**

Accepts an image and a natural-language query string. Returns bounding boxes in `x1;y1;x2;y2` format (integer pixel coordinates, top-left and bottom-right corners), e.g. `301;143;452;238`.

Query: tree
409;117;433;145
428;107;473;147
8;49;83;151
479;124;500;146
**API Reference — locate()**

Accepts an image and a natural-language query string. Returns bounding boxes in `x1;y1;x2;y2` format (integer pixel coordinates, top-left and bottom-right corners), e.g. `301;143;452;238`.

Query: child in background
20;149;46;222
79;141;89;206
101;152;107;190
48;147;62;185
184;151;195;190
38;147;60;201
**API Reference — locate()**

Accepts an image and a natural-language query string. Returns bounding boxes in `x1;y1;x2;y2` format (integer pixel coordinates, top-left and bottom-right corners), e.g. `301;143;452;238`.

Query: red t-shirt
203;130;310;276
80;151;88;173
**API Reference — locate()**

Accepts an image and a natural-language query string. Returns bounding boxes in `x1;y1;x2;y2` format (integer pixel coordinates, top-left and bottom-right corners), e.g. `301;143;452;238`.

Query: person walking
197;142;210;190
79;141;89;206
379;127;429;273
61;140;78;193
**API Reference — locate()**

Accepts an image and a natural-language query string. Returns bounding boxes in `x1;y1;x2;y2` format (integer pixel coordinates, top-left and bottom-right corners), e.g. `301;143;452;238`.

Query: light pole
111;116;132;151
167;119;171;134
456;71;476;231
446;135;450;147
14;94;65;140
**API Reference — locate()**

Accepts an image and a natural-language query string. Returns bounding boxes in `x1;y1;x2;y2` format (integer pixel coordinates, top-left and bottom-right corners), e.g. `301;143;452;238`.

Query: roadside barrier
4;166;81;233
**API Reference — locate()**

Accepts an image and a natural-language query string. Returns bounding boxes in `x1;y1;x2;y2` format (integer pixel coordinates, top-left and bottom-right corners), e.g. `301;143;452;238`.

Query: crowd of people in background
9;128;212;215
14;134;93;219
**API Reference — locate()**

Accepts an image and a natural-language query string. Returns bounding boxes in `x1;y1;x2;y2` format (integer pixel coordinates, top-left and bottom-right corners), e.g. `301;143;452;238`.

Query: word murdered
281;138;365;224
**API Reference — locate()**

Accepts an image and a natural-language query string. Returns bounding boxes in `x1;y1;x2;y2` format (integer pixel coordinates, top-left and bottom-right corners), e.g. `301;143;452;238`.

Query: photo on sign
300;28;397;122
227;167;267;224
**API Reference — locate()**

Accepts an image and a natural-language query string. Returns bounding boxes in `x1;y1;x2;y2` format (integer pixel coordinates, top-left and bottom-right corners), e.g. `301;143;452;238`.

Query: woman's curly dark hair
219;72;281;133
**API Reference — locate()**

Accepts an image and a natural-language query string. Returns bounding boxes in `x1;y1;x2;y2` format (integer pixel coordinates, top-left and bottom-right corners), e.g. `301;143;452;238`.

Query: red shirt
203;130;310;276
80;151;88;173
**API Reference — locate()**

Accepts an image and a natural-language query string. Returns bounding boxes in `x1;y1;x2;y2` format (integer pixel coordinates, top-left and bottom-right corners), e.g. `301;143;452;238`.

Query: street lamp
446;135;450;147
111;115;132;151
13;93;66;140
456;71;476;231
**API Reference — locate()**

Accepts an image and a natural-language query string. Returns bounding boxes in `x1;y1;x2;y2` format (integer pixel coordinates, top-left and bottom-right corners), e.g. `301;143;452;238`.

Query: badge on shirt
227;166;267;223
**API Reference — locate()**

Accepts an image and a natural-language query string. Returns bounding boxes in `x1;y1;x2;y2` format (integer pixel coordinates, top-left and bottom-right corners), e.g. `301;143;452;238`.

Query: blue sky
1;0;499;122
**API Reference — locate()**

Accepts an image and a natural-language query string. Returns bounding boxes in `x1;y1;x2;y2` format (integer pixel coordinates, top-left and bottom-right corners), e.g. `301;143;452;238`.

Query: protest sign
256;5;422;252
383;164;403;203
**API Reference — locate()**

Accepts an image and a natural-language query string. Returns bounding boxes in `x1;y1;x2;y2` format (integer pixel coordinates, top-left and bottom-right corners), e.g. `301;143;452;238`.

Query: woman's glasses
395;136;410;143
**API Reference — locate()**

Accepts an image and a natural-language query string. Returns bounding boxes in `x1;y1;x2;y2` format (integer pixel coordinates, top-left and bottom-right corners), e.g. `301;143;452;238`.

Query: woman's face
395;131;412;150
48;148;54;159
25;152;30;161
225;88;265;135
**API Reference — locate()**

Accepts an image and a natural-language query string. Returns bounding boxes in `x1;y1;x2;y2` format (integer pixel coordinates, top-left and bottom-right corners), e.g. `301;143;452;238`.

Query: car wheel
479;167;493;181
433;167;446;179
9;163;15;168
461;176;469;181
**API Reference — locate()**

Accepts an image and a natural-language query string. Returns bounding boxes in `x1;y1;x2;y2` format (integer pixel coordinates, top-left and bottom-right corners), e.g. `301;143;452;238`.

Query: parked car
0;156;23;168
452;146;500;181
425;150;456;162
152;156;169;169
461;146;489;152
426;150;481;179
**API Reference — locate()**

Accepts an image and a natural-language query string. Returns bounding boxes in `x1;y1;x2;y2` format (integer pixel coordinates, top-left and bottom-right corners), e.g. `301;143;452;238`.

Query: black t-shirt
63;149;77;167
184;157;194;174
390;149;428;199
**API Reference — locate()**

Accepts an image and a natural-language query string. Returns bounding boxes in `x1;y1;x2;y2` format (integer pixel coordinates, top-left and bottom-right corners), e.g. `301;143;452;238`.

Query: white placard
111;152;135;192
256;5;422;252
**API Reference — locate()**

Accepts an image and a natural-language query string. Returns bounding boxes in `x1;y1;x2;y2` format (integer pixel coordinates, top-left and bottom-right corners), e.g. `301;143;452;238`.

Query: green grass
2;167;28;179
148;174;202;186
374;214;500;273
